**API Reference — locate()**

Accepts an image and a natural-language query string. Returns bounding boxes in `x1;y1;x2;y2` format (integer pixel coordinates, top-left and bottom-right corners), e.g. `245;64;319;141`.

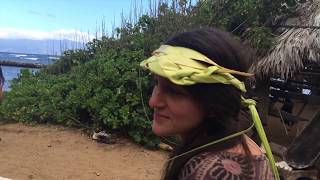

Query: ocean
0;52;59;91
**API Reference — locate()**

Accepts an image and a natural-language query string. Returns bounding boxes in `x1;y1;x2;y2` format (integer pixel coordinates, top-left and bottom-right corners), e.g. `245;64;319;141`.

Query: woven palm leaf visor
140;45;251;92
140;45;280;180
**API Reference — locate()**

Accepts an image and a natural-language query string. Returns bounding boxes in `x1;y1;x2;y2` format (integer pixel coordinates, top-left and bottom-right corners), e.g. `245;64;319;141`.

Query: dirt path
1;103;317;180
0;123;167;180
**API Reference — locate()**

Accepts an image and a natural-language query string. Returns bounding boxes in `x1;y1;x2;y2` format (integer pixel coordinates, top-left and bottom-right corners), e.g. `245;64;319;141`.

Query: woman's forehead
153;75;174;85
153;74;191;92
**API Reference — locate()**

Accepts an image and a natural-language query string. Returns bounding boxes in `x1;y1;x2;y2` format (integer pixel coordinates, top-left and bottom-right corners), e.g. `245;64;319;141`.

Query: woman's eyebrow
152;75;157;80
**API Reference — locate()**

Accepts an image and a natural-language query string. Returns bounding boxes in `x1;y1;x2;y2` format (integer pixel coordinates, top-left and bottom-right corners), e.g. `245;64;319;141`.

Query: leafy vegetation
0;0;297;147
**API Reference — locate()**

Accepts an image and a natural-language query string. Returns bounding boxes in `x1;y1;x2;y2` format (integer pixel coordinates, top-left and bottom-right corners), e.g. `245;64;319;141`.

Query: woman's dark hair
162;28;254;180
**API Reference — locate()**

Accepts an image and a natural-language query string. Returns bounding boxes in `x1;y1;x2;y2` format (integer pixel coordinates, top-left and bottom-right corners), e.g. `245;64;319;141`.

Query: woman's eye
153;81;159;87
152;77;159;86
166;86;184;96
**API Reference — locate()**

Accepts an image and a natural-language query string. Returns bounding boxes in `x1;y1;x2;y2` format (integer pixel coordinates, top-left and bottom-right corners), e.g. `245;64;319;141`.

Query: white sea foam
9;54;27;57
48;56;60;60
25;57;38;61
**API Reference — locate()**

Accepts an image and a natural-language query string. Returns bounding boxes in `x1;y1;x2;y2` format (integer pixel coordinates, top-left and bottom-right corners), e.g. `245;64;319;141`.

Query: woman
140;28;279;180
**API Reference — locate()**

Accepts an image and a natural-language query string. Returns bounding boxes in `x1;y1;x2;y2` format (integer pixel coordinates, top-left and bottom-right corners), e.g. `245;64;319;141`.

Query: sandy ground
0;102;318;180
0;123;167;180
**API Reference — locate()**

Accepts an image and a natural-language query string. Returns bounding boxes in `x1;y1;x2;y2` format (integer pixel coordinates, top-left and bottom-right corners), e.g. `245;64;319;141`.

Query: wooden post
255;80;270;126
250;79;270;144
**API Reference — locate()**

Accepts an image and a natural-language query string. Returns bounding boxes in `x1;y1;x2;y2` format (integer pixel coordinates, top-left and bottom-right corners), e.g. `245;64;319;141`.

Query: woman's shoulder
179;151;274;180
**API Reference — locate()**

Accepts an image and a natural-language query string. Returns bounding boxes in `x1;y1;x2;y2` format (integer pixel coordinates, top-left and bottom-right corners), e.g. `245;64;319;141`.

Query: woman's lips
153;113;169;121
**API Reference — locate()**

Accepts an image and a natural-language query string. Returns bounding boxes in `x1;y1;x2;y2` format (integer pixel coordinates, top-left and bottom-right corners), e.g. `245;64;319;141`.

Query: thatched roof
250;0;320;80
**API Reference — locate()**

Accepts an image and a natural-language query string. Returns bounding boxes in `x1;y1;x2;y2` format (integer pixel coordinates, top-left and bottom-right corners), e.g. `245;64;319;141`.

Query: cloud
47;13;56;18
28;10;42;16
28;10;56;19
0;27;95;42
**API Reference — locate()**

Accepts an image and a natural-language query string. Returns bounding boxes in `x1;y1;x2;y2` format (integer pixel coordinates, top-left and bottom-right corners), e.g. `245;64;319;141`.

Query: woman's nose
149;86;165;109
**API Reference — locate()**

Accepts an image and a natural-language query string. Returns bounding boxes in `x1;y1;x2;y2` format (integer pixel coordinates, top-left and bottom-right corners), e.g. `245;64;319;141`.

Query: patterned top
179;151;274;180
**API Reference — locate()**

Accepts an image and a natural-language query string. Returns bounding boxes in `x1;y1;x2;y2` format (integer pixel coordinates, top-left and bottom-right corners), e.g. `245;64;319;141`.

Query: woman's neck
226;135;263;156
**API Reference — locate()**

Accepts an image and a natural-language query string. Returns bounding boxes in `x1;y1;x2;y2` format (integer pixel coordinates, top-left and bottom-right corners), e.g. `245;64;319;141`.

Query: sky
0;0;149;42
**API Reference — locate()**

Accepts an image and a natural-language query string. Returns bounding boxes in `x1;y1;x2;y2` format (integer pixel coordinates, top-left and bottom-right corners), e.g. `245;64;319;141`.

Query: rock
0;176;13;180
275;161;293;171
28;174;34;179
159;143;173;151
92;131;112;144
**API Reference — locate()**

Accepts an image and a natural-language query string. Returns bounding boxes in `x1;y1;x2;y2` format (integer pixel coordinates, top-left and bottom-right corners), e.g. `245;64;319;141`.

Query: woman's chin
152;122;172;137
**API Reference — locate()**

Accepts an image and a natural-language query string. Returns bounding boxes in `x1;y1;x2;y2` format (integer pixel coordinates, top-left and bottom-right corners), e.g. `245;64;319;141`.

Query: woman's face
148;75;205;138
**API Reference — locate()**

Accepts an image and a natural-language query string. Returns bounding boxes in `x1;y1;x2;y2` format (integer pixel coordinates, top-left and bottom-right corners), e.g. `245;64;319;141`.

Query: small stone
146;169;153;175
28;174;34;179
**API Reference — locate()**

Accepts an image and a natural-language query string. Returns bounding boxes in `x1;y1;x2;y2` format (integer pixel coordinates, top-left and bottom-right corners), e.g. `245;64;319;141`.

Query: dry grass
250;0;320;79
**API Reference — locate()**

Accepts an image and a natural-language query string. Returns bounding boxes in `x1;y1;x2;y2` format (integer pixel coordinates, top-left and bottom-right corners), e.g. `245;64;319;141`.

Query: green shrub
0;0;297;147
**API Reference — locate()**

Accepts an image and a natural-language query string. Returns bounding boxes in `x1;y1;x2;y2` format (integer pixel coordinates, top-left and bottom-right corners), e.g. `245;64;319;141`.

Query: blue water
0;52;59;91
